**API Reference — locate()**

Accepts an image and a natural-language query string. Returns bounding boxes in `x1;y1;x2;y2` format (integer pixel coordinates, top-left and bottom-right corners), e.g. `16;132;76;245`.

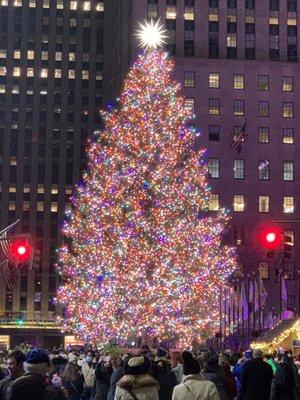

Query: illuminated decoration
251;318;300;352
135;20;167;50
57;49;237;347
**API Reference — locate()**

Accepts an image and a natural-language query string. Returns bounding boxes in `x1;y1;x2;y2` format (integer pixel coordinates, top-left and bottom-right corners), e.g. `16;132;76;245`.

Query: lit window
9;201;16;211
22;201;30;211
184;6;194;20
0;50;6;58
43;0;49;8
70;0;77;9
55;69;62;78
166;5;176;19
96;73;103;81
69;70;75;79
0;0;8;5
82;70;89;80
259;127;269;143
12;85;19;94
55;52;62;61
283;128;294;144
148;3;157;19
23;184;30;193
259;196;269;212
283;161;294;181
283;102;294;118
41;51;48;60
51;185;58;194
208;158;220;178
42;35;49;44
259;160;270;180
27;50;34;60
40;68;48;78
9;185;16;193
29;0;36;7
284;230;294;246
13;67;21;77
96;2;104;11
51;202;58;212
233;195;245;212
209;14;219;21
269;17;279;24
258;75;269;91
83;1;90;10
27;68;34;77
283;76;293;91
209;98;220;115
70;18;77;27
283;197;294;213
227;34;237;47
57;0;63;9
233;159;244;179
209;194;220;211
37;184;44;194
184;71;195;87
185;98;195;113
14;0;22;6
0;84;4;93
69;53;76;61
234;74;244;89
233;100;244;116
259;262;269;279
287;18;297;25
258;101;269;117
14;50;21;59
209;73;219;88
37;202;44;212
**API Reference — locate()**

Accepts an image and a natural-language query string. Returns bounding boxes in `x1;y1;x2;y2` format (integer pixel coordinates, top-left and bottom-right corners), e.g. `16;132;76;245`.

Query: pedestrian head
24;349;51;376
61;362;77;382
182;351;200;375
124;355;150;376
171;351;183;368
7;350;26;379
253;349;263;359
243;350;253;361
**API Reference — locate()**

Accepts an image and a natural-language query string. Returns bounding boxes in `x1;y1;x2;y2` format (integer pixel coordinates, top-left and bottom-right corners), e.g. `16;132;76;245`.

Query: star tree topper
135;20;168;50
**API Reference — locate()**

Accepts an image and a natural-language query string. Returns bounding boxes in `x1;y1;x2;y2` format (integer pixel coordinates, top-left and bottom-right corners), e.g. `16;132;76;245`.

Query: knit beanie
23;349;51;376
182;351;200;375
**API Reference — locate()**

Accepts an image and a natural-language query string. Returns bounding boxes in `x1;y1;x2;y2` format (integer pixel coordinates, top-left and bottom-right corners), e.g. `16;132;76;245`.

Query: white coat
172;374;220;400
114;374;159;400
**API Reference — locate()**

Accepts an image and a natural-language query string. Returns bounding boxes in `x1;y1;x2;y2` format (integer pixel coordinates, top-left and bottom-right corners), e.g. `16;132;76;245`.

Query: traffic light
9;239;32;264
259;227;281;258
283;236;292;259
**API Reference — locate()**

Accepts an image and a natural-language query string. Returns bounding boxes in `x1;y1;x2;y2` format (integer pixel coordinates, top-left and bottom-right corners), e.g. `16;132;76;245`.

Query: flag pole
0;220;20;236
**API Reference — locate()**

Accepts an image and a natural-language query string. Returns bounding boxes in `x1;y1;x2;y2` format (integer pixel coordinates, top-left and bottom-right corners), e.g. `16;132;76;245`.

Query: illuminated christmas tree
57;22;237;346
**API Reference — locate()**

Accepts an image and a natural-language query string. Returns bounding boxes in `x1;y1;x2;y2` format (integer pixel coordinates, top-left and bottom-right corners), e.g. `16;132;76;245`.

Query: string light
57;49;237;347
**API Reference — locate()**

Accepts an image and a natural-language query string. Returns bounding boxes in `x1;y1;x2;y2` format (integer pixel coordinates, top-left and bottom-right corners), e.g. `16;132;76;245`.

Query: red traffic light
9;240;32;263
260;228;281;249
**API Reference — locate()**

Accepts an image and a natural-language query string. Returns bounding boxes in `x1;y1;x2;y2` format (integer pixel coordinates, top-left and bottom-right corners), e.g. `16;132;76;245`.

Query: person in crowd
51;351;68;376
115;355;159;400
232;350;252;394
61;361;84;400
219;360;237;400
139;345;153;359
240;348;273;400
172;350;220;400
0;349;26;400
107;355;129;400
264;354;278;375
202;357;229;400
170;351;184;385
270;353;296;400
153;348;176;400
79;350;96;400
94;355;113;400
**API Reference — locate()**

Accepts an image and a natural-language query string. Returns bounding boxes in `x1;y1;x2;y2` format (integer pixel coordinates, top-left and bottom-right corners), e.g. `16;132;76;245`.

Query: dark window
209;125;220;141
245;0;255;9
287;0;297;12
269;0;279;11
227;0;237;8
209;0;219;7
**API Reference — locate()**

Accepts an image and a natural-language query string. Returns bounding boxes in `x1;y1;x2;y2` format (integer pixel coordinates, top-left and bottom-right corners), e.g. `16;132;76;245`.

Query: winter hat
23;349;51;376
182;351;200;375
125;355;151;376
156;348;168;358
244;350;253;360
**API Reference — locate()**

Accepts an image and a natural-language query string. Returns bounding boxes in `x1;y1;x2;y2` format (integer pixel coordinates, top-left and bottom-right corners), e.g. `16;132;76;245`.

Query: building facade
0;0;105;323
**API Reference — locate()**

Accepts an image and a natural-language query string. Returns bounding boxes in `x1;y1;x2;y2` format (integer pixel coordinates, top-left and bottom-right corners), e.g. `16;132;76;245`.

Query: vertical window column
184;0;195;56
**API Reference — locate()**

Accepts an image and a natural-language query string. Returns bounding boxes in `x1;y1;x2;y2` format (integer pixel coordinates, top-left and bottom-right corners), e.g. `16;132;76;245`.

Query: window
209;124;220;141
287;294;295;307
209;73;219;88
185;98;195;113
83;1;90;10
55;52;62;61
70;0;77;9
27;50;34;60
13;67;21;77
259;160;270;180
184;71;195;87
37;202;44;212
233;100;244;116
209;98;220;114
41;51;48;60
0;67;6;76
283;161;294;181
283;128;294;144
55;69;61;78
283;102;294;118
209;194;219;211
51;202;58;212
234;74;244;90
259;196;269;212
283;197;294;213
14;51;21;59
258;75;269;91
283;76;293;91
208;158;220;178
233;159;244;179
27;68;34;77
0;50;6;59
227;33;237;47
40;68;48;78
259;127;269;143
258;101;269;117
57;0;63;8
284;264;294;280
233;195;245;212
96;2;104;11
68;70;75;79
148;2;158;19
166;5;176;19
259;262;269;279
284;230;294;246
246;0;255;9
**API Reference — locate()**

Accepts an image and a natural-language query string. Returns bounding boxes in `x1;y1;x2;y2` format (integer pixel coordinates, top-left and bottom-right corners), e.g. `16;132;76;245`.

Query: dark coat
0;375;12;400
94;361;113;400
270;362;296;400
153;358;176;400
62;373;84;400
240;358;273;400
202;371;229;400
107;366;125;400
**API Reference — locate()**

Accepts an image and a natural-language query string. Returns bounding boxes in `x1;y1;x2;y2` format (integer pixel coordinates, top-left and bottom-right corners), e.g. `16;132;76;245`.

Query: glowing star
135;20;167;50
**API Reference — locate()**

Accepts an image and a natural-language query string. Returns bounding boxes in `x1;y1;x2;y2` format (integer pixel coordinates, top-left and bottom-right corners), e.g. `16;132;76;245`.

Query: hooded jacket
172;374;220;400
114;374;159;400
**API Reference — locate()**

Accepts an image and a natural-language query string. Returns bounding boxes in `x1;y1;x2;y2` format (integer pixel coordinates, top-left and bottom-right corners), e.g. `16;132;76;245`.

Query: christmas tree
57;22;237;347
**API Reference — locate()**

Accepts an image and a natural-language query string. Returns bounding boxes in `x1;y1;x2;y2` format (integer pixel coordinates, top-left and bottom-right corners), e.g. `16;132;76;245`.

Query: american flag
0;221;20;290
231;122;247;152
0;260;17;291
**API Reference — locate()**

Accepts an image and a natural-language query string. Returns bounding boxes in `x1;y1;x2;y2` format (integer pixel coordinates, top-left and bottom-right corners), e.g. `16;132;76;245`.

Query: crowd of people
0;344;299;400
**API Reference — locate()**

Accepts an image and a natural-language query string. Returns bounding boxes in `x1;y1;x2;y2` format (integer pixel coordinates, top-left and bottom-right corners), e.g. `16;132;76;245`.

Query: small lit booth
64;335;84;348
251;317;300;355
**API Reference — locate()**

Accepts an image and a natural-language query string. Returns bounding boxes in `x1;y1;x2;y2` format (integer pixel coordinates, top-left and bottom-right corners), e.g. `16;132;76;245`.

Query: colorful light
57;49;238;347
